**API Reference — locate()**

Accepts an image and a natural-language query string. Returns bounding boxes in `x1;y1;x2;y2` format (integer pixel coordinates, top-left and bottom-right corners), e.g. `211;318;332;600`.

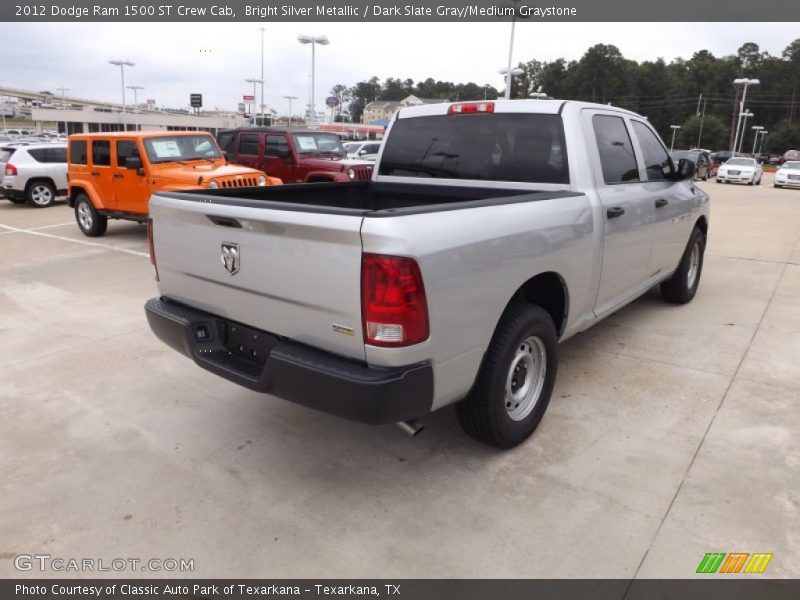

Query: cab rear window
379;113;569;184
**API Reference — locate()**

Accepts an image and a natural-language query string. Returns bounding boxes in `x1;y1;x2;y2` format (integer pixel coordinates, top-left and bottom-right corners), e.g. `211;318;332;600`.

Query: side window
116;141;138;167
592;114;639;184
92;140;111;166
46;147;67;163
238;133;259;156
69;140;87;165
217;132;235;154
631;121;672;181
28;148;47;162
264;134;289;157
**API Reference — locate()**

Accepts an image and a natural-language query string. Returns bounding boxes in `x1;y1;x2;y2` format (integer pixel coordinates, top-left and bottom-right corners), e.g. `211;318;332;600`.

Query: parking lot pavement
1;176;798;579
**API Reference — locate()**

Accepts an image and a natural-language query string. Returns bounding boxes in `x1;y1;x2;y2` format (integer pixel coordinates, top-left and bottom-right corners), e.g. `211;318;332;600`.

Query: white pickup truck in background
145;99;709;448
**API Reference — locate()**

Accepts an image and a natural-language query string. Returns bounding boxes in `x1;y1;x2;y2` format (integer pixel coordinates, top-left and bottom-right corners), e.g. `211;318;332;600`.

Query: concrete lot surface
1;176;798;579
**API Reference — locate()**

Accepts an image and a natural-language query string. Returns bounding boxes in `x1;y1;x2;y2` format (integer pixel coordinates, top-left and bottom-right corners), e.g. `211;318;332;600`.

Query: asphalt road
1;175;798;578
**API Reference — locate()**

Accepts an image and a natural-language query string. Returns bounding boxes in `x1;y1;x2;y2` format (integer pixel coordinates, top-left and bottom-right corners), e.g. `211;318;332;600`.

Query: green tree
766;120;800;153
680;114;728;150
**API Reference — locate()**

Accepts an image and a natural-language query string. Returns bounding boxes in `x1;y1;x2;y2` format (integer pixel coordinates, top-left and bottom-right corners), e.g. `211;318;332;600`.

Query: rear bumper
145;297;433;424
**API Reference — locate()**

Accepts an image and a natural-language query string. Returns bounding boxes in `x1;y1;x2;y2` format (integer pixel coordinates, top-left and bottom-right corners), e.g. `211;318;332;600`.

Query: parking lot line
0;222;149;257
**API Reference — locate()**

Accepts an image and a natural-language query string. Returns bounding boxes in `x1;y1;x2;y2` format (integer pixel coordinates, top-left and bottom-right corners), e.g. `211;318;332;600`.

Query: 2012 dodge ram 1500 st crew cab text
145;100;709;448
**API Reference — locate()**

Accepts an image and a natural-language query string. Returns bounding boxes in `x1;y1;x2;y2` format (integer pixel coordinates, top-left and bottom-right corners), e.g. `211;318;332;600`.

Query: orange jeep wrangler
67;131;280;236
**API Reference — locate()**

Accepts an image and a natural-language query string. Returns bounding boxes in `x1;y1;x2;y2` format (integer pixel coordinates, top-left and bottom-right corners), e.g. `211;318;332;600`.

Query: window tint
69;140;87;164
379;113;569;184
217;132;235;154
631;121;672;181
592;115;639;184
92;140;111;166
265;134;289;156
116;140;138;167
28;148;48;162
48;147;67;163
238;133;259;156
0;148;16;162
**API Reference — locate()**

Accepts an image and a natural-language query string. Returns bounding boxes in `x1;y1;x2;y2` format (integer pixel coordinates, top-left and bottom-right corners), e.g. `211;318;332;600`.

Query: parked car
709;150;732;177
671;149;710;181
67;131;280;237
145;99;709;449
343;140;382;161
217;127;374;184
1;143;67;207
779;150;799;165
715;156;763;185
773;160;800;188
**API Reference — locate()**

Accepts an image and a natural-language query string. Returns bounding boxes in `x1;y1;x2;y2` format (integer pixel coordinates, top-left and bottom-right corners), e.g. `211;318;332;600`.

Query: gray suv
1;143;67;207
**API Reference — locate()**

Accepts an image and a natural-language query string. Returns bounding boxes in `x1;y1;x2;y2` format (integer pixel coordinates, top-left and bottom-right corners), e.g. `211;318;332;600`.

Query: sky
1;22;798;116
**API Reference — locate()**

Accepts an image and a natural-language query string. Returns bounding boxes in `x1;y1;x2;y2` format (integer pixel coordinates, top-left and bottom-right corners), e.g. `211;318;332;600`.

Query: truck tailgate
149;194;367;361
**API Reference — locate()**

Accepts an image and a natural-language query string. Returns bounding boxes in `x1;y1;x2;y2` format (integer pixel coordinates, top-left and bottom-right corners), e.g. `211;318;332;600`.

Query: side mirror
676;158;696;181
358;149;367;155
221;150;228;160
125;156;142;170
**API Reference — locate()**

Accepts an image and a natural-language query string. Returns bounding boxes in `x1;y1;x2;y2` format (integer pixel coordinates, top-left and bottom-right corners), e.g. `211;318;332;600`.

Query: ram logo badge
221;243;240;275
332;324;355;336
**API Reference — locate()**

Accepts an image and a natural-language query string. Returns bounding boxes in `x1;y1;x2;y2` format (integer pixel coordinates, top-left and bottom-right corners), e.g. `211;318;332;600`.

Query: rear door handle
90;172;100;176
606;207;625;219
655;198;668;208
112;173;124;179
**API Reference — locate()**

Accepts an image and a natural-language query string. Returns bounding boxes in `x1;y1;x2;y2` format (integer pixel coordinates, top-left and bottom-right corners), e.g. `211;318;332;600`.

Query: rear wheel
26;180;56;208
660;227;705;304
456;304;558;448
74;193;107;237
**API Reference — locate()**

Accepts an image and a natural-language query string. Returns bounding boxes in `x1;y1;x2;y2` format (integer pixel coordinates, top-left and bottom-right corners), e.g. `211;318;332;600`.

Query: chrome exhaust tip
396;419;425;437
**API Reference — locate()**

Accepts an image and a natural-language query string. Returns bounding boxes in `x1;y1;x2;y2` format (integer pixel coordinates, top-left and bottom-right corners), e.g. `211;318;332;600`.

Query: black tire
26;180;56;208
660;227;706;304
774;184;782;189
74;193;107;237
6;196;26;204
456;304;558;449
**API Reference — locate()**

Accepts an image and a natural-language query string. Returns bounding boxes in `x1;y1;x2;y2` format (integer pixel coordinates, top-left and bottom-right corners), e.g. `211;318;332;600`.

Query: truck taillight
5;163;17;176
448;102;494;115
147;218;159;281
361;253;429;347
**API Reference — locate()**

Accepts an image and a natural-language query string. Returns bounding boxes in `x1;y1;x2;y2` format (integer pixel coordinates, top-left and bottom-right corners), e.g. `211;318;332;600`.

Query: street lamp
56;86;69;136
245;78;263;125
283;95;298;128
669;125;681;152
109;59;134;131
499;67;524;100
736;111;754;155
297;34;329;127
259;27;266;123
126;85;144;130
750;125;764;155
731;78;759;156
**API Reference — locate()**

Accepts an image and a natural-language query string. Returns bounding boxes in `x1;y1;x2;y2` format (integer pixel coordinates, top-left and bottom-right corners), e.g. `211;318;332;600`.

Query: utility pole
696;96;707;149
259;27;266;125
729;86;741;151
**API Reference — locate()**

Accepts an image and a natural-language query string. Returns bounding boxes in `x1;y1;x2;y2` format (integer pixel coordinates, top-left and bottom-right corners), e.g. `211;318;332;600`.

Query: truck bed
157;181;580;216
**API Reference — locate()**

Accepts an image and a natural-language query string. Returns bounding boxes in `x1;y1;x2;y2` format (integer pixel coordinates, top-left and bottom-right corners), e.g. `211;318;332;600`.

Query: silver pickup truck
145;99;709;448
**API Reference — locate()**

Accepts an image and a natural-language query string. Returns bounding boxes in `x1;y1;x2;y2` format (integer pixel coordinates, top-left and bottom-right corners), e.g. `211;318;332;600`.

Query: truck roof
69;131;216;139
218;127;331;135
396;99;643;120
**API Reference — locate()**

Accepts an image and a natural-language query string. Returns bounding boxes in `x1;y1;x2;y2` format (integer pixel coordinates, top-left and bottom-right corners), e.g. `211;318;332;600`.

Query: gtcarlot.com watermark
14;553;194;573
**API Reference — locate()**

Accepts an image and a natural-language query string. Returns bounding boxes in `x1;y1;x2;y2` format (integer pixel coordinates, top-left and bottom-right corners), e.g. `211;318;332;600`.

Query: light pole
297;34;329;127
669;125;681;152
283;95;298;127
109;59;134;131
499;67;524;99
56;86;69;136
126;85;144;130
245;78;263;125
731;78;759;155
757;130;768;157
750;125;764;155
259;27;266;123
735;111;754;155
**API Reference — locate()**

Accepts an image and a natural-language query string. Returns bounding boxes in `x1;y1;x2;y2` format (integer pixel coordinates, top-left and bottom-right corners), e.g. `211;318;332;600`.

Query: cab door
235;132;261;170
113;138;150;215
263;134;297;182
628;120;696;278
584;110;656;316
89;139;116;210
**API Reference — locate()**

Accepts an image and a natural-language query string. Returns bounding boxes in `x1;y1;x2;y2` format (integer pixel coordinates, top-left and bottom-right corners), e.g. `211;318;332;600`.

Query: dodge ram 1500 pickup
145;99;709;448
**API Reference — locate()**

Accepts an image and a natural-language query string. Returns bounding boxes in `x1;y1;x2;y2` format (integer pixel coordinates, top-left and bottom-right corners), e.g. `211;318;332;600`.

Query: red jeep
217;128;373;184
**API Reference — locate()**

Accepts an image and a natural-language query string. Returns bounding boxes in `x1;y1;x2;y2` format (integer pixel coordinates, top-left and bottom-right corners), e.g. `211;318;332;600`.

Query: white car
1;143;67;207
774;160;800;189
343;140;382;162
716;157;763;185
